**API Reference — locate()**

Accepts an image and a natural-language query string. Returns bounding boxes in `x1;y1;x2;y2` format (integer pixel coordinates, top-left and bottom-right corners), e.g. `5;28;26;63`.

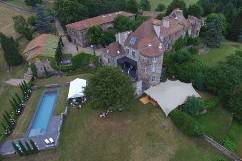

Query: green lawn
195;41;242;66
8;89;43;139
6;102;228;161
149;0;198;10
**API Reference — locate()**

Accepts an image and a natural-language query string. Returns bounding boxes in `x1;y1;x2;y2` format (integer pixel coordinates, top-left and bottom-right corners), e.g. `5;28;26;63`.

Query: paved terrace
0;115;63;156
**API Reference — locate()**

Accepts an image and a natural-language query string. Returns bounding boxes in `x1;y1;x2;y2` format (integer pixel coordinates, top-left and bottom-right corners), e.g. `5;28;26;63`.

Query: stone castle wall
137;54;163;89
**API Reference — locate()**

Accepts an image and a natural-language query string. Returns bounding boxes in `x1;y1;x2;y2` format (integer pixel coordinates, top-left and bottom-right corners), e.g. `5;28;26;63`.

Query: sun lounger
49;137;54;144
44;139;50;144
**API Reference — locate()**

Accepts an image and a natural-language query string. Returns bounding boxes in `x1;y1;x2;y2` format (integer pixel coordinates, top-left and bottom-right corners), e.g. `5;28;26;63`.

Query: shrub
30;63;37;78
188;47;199;55
173;49;192;64
71;53;99;69
186;36;200;46
223;137;236;152
170;109;203;136
182;96;206;116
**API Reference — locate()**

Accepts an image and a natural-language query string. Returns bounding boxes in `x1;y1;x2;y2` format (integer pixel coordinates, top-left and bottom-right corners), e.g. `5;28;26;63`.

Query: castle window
132;51;135;58
151;76;156;81
152;65;156;72
152;57;157;62
126;48;129;54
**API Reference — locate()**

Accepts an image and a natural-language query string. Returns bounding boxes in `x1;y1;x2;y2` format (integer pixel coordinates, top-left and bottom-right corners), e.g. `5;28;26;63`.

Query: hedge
170;109;203;136
71;53;99;68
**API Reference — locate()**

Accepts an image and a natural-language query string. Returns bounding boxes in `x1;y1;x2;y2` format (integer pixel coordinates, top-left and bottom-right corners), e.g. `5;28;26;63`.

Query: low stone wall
202;134;242;161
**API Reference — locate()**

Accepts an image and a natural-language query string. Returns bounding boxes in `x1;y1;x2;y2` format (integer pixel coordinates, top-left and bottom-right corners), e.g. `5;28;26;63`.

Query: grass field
6;102;227;161
0;3;31;38
195;41;242;66
149;0;198;10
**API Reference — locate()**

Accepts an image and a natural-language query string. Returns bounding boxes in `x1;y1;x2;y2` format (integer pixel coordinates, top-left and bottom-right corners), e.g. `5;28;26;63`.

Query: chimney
162;19;170;28
115;31;131;46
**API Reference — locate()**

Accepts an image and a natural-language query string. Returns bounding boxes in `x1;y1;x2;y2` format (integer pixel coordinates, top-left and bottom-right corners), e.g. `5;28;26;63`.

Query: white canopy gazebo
68;78;87;99
144;80;200;116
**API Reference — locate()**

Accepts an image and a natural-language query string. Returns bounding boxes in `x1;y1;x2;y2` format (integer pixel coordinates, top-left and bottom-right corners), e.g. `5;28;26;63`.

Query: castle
101;9;202;89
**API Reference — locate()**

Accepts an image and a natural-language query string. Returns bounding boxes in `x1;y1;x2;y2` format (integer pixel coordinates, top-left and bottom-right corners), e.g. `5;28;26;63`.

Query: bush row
170;109;203;137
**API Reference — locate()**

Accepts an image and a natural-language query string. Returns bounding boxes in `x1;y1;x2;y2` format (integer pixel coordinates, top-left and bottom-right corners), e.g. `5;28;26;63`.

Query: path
55;19;78;54
0;0;35;14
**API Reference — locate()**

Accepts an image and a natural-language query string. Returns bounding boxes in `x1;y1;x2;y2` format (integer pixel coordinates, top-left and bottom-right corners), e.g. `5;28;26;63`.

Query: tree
139;0;151;11
0;33;23;69
85;67;134;111
155;3;166;12
25;0;42;7
170;109;203;136
55;38;63;65
87;25;103;45
101;31;115;46
187;4;203;17
113;15;131;32
204;13;226;48
126;0;138;13
27;16;37;26
228;10;242;42
35;5;52;33
182;96;206;116
54;0;88;24
13;16;33;40
166;0;186;15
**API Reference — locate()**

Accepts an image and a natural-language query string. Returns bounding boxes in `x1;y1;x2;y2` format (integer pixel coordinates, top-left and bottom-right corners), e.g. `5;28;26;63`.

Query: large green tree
13;16;33;40
228;10;242;42
204;13;226;48
166;0;186;15
139;0;151;11
35;5;53;33
54;0;88;24
187;4;203;17
87;25;103;45
227;85;242;123
85;67;134;111
0;33;23;69
155;3;166;12
126;0;138;13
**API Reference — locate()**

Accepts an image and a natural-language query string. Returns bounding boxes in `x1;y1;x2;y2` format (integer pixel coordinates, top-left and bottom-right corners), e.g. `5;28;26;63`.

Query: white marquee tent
68;78;87;99
144;80;200;116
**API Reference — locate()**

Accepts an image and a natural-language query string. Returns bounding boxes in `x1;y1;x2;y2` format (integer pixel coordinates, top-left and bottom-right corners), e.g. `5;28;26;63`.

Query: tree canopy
35;5;53;33
0;33;23;68
126;0;139;13
85;67;134;111
187;4;203;17
204;13;226;48
54;0;88;24
13;16;33;40
166;0;186;15
139;0;151;11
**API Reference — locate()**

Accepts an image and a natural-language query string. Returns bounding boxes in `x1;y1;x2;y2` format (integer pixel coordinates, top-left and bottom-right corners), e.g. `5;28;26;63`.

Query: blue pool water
28;90;58;137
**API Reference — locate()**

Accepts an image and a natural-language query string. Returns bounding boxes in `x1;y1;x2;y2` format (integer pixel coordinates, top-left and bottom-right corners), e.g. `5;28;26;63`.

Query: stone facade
66;11;135;47
101;9;202;90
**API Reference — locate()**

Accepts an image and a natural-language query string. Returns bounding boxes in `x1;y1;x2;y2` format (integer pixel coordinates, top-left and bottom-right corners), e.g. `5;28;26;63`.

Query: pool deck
0;115;63;156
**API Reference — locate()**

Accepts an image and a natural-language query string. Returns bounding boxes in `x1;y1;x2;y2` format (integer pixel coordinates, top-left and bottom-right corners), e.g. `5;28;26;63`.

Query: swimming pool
28;90;58;137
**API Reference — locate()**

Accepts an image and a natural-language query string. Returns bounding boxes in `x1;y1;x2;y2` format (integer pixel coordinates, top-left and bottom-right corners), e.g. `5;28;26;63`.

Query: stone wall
137;54;163;89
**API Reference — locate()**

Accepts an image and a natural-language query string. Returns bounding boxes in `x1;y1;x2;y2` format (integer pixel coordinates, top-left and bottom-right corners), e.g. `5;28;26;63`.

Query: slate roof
106;42;125;57
124;19;162;57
